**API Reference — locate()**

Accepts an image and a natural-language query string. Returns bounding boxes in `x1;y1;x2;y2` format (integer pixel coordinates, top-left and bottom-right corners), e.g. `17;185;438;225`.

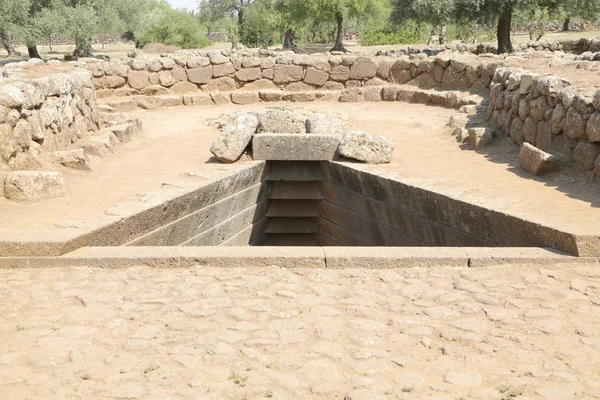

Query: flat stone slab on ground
3;171;65;203
252;133;340;161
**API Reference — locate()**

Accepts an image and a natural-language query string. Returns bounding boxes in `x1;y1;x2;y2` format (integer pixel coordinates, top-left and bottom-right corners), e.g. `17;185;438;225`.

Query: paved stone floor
1;264;600;399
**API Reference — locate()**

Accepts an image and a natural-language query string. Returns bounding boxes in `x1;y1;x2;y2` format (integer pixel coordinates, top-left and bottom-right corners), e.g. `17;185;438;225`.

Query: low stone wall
380;37;600;57
489;68;600;178
0;70;99;170
85;51;497;98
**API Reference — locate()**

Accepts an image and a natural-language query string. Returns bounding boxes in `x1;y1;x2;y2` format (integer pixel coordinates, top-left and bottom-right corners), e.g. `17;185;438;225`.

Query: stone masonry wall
85;51;498;99
489;68;600;178
0;71;99;170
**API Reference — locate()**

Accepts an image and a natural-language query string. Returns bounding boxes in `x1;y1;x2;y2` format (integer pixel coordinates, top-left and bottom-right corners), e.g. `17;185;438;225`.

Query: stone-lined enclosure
2;45;600;186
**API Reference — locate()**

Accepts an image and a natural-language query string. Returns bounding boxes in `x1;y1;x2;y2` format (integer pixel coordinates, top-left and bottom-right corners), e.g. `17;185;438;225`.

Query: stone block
231;91;260;105
187;66;212;84
573;141;600;171
339;130;394;164
252;133;340;161
519;142;562;175
257;109;306;133
54;149;93;171
210;111;258;163
273;65;304;84
4;171;65;203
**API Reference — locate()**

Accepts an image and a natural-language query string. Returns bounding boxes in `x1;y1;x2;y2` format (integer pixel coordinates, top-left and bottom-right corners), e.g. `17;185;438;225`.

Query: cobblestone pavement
1;264;600;399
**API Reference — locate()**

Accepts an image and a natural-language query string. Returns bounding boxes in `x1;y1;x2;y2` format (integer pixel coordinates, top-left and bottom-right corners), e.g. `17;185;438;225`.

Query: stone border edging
0;246;591;269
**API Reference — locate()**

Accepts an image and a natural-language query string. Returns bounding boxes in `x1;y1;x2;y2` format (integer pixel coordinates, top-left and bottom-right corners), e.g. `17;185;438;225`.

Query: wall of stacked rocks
86;51;498;99
489;68;600;178
0;71;100;170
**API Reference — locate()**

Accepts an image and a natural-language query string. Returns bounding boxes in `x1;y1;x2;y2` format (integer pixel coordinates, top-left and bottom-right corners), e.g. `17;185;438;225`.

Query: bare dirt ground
1;102;599;235
506;53;600;93
1;263;600;399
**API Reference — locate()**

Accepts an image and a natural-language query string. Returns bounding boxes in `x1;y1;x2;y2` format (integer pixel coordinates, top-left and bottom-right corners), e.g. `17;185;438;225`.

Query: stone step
267;200;320;217
266;161;325;182
261;233;320;246
267;181;321;200
265;218;318;234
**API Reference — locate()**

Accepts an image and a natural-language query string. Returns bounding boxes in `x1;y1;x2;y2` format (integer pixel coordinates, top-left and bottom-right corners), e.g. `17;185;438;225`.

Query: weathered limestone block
534;75;571;97
529;96;548;121
241;57;262;68
235;68;262;82
54;149;92;171
349;57;377;80
376;59;394;79
183;93;214;106
257;109;306;134
209;52;230;65
187;56;210;68
284;82;314;92
304;68;329;86
273;65;304;84
364;87;382;102
523;116;538;145
339;88;365;102
306;114;346;137
587;112;600;142
158;71;177;87
509;117;525;144
0;85;25;108
564;107;586;139
519;142;562;175
172;65;188;82
202;77;236;92
468;127;494;148
230;91;260;105
551;104;567;134
390;62;412;84
241;79;278;91
211;91;231;105
382;86;398;102
574;141;600;171
0;124;16;162
140;85;168;96
187;66;212;84
338;130;394;164
210;111;259;162
594;90;600;111
128;70;150;90
4;171;65;203
212;62;235;78
442;66;471;89
170;81;198;94
536;120;553;151
329;66;350;82
252;133;339;161
159;57;175;69
80;131;119;157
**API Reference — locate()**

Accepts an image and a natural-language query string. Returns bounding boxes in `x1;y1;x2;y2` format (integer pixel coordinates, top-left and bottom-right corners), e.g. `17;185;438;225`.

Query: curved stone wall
489;68;600;178
85;51;497;98
0;71;99;170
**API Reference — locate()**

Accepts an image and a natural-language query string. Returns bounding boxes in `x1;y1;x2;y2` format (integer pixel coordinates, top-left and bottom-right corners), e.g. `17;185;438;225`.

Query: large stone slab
4;171;65;203
338;130;395;164
252;133;339;161
519;142;562;175
210;111;259;163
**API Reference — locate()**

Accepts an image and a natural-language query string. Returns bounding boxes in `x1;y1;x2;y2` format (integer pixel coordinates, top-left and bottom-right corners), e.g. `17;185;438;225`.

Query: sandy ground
1;263;600;399
1;102;599;235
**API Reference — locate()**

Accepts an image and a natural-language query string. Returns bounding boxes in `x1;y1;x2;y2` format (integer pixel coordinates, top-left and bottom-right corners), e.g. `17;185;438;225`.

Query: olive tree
0;0;30;56
284;0;387;52
453;0;562;53
392;0;455;44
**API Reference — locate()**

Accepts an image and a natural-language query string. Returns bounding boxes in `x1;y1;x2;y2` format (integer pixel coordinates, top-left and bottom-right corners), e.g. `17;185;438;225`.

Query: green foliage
445;22;495;43
240;0;282;47
135;1;211;49
359;21;426;45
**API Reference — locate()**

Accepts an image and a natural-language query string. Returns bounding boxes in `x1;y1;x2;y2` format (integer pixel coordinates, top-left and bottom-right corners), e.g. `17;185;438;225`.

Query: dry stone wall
0;70;99;171
83;51;498;99
489;67;600;178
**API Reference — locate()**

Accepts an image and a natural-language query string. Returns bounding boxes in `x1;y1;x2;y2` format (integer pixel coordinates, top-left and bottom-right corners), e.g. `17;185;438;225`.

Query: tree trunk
282;28;297;51
27;44;42;59
49;36;53;53
331;12;348;52
236;8;244;47
1;30;21;56
73;37;93;58
438;25;447;45
563;17;570;32
497;6;513;54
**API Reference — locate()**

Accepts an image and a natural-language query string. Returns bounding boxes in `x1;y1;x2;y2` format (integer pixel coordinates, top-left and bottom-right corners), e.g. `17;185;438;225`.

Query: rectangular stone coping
252;134;340;161
0;246;591;269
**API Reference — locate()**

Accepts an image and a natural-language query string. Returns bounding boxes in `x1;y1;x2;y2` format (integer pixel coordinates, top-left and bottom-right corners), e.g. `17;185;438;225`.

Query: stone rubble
3;171;65;203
